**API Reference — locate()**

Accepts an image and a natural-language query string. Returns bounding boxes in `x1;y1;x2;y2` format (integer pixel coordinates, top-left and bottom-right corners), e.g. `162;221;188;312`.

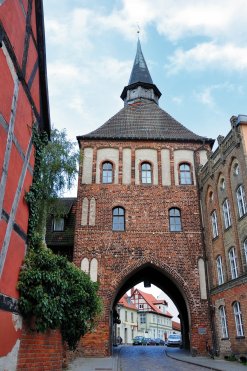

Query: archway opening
111;263;190;350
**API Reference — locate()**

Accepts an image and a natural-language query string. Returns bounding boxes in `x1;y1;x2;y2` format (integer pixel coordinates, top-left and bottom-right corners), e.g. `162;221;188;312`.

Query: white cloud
172;96;183;105
195;82;242;108
166;43;247;73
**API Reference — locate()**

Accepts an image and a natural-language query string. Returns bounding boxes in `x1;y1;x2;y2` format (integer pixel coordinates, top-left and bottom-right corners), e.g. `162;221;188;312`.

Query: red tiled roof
132;289;172;317
172;321;181;331
118;294;137;311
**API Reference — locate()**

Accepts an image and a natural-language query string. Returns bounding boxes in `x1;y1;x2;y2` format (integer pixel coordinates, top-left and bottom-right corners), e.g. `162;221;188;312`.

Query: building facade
199;115;247;357
115;294;138;344
0;0;51;369
75;39;214;357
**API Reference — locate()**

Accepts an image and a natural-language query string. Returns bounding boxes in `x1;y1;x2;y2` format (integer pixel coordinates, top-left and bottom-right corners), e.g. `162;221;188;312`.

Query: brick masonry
74;139;213;356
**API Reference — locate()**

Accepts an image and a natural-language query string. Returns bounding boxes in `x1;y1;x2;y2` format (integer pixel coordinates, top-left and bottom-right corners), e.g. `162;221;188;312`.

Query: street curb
165;350;221;371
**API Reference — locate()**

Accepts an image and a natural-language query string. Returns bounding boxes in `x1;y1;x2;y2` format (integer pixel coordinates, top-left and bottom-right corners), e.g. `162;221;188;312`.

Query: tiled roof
172;321;181;331
78;100;214;144
118;294;137;311
133;289;172;317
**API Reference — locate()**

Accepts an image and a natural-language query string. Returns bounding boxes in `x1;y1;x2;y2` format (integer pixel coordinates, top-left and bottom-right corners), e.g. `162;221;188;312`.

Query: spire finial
137;24;140;37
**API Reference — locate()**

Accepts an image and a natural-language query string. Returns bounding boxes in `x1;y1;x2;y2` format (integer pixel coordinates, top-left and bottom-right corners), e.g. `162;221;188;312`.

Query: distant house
130;288;173;340
172;321;181;335
115;294;138;344
46;197;76;261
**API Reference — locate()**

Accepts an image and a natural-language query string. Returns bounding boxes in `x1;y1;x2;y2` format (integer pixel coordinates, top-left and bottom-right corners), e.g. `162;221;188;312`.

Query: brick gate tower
75;39;214;356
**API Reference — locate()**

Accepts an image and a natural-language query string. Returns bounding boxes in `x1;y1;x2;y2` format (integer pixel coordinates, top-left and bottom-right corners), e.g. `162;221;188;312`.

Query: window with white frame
222;199;232;229
141;162;152;184
233;302;244;337
236;185;247;218
139;304;144;310
102;162;113;183
179;163;192;185
219;306;228;338
211;210;218;238
244;239;247;263
140;312;146;324
216;256;224;285
229;247;238;279
53;217;64;231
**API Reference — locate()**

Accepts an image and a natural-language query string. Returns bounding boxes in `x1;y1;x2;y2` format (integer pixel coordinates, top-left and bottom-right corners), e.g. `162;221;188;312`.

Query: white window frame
233;302;244;337
216;256;224;285
140;312;146;324
219;306;228;338
229;247;238;279
236;185;247;218
53;217;64;232
222;199;232;229
211;210;218;238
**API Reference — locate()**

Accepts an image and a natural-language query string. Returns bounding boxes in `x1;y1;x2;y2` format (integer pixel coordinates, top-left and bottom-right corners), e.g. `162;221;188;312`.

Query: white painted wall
135;149;158;185
199;150;208;166
122;148;132;185
81;148;93;184
96;148;119;184
161;149;171;186
198;258;207;299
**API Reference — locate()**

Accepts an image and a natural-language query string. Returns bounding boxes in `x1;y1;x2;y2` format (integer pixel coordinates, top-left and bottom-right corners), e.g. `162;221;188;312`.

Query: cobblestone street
118;346;207;371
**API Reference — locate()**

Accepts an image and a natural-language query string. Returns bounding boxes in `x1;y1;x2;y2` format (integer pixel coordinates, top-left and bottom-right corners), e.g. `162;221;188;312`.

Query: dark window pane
112;207;125;231
102;162;113;183
141;162;152;184
169;208;182;232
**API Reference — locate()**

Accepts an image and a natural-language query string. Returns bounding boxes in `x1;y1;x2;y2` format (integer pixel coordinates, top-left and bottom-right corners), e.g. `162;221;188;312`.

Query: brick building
0;1;55;369
75;39;214;357
199;115;247;357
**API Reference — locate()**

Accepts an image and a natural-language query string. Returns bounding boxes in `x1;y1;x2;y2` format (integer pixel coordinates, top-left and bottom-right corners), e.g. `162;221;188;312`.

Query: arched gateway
75;39;214;357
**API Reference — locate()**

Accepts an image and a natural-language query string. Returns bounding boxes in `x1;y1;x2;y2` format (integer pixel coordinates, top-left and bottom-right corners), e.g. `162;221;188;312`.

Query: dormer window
102;162;113;184
53;217;64;232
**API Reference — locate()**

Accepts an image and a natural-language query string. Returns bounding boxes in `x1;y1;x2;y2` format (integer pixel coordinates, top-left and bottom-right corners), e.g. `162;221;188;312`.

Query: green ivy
18;248;101;350
18;126;102;350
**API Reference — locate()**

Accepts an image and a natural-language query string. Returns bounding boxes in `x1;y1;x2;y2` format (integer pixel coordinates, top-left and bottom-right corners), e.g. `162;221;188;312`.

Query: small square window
53;217;64;231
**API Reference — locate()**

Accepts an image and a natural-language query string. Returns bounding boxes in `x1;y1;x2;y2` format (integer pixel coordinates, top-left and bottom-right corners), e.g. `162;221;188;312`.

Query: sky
42;0;247;318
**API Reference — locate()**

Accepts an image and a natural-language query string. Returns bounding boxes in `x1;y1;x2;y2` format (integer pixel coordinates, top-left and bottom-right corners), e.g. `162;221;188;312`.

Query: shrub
18;248;102;350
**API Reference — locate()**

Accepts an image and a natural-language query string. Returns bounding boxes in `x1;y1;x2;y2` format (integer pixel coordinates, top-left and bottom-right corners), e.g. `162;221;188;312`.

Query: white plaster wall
81;197;88;226
199;150;208;166
90;258;98;282
122;148;132;185
81;258;89;274
161;149;171;186
135;149;158;185
96;148;119;184
82;148;93;184
198;258;207;299
0;339;20;371
89;198;96;226
174;149;196;185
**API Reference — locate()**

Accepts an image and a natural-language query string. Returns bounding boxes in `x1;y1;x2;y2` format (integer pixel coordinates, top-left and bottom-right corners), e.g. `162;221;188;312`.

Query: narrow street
118;346;207;371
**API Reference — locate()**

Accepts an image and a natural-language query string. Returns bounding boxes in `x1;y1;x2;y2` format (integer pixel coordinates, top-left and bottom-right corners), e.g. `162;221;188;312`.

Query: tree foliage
18;248;102;350
18;126;102;350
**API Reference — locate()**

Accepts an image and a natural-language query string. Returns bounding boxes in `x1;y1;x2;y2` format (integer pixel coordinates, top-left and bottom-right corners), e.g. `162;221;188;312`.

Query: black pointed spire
121;39;161;105
128;39;153;85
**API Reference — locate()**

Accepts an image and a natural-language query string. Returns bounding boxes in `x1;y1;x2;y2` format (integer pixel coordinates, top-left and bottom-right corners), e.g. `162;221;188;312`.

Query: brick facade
74;139;213;356
199;117;247;357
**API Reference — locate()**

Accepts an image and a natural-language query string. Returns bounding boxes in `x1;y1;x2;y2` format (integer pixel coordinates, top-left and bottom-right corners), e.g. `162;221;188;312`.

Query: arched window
169;208;182;232
102;162;113;184
220;178;225;191
179;163;192;185
222;199;231;229
216;256;224;285
233;302;244;337
244;239;247;263
211;210;218;238
141;162;152;184
219;306;228;339
233;163;240;176
112;207;125;231
229;247;238;279
236;185;247;218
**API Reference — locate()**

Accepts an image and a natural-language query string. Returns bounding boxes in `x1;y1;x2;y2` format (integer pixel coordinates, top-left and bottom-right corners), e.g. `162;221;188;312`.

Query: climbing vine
18;126;102;350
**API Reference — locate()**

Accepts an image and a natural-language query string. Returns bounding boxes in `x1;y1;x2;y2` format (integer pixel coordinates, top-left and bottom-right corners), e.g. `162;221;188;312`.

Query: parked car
142;337;155;345
154;338;165;345
132;336;144;345
166;334;182;347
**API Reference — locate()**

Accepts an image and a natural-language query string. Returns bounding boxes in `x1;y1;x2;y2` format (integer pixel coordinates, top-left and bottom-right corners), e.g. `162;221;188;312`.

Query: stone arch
90;258;98;282
108;256;197;350
81;257;89;274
